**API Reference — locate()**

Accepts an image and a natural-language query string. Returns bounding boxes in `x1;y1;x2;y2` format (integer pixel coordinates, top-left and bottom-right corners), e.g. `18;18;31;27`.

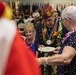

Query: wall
5;0;76;5
5;0;76;9
48;0;76;8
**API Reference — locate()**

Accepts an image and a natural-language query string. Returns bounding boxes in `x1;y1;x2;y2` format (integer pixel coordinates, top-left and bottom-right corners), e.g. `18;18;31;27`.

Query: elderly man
36;3;68;75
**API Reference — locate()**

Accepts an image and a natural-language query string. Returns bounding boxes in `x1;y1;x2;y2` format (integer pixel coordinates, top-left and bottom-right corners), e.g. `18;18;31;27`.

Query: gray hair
61;6;76;21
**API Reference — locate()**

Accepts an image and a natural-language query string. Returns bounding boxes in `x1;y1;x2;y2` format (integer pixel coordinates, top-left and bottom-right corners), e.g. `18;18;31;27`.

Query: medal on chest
41;22;57;45
46;40;52;45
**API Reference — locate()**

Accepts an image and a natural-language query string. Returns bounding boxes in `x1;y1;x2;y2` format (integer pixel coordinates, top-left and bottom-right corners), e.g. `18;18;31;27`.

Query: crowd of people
12;8;41;27
0;1;76;75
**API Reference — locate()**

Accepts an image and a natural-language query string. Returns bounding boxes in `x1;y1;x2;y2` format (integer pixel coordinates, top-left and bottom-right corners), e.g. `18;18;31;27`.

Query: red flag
0;18;41;75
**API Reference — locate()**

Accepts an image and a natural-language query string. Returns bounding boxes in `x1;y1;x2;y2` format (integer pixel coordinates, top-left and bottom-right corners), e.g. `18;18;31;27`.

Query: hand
38;45;44;53
52;47;60;54
37;58;41;65
39;45;44;48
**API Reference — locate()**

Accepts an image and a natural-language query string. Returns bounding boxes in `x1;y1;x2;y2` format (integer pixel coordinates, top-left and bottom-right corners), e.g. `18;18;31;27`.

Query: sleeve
36;22;42;45
35;38;40;51
66;33;76;50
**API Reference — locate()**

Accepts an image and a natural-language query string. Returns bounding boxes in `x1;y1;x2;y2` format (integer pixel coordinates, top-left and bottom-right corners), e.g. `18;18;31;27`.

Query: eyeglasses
61;18;66;24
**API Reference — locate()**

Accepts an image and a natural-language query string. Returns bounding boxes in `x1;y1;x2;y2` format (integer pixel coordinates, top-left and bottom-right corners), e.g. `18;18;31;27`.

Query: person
37;6;76;75
32;9;40;28
15;9;20;19
17;14;25;26
36;3;68;48
36;3;68;75
0;2;41;75
24;9;30;19
32;9;40;19
24;22;39;57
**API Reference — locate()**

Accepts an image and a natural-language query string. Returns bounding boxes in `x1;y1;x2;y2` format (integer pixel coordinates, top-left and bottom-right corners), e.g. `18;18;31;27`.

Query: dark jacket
36;19;68;57
36;19;68;47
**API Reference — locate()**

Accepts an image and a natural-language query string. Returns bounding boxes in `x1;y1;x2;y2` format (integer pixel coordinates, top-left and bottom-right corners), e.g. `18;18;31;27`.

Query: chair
18;23;25;35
